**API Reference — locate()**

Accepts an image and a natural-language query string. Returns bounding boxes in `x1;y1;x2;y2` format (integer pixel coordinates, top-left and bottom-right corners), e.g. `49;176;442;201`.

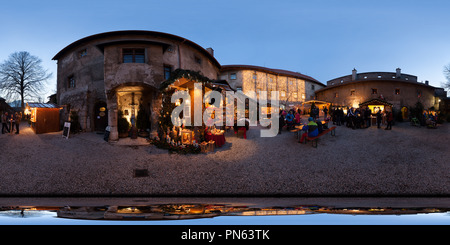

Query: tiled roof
26;103;61;108
221;64;323;86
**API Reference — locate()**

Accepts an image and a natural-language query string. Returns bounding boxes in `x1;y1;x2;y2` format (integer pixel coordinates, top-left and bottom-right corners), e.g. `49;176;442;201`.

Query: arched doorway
106;82;159;141
94;101;108;132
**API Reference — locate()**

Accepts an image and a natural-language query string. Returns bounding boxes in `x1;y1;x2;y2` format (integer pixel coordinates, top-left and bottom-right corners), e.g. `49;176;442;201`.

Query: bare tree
0;51;52;110
444;64;450;90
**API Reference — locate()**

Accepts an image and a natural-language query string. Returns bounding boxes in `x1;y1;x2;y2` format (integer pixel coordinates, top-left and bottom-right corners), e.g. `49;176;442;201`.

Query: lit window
372;88;378;94
395;89;400;95
123;48;145;63
230;73;237;80
335;92;339;98
350;89;355;96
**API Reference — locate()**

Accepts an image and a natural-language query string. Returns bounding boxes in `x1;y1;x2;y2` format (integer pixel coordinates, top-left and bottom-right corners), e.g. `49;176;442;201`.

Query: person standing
1;112;10;134
8;113;15;134
376;108;382;129
278;110;285;134
323;106;328;120
14;112;21;134
385;111;393;130
365;107;372;128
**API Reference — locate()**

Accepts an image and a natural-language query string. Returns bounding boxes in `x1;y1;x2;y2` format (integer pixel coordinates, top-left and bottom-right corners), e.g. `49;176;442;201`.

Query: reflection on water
1;201;449;225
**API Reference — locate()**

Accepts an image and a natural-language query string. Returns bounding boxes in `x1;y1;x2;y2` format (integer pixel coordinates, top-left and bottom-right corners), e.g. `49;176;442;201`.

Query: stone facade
220;65;324;108
53;30;220;141
315;68;442;111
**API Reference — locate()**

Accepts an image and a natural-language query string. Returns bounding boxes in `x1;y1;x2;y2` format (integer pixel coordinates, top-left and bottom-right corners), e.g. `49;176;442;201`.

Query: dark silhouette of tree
0;51;52;111
444;64;450;91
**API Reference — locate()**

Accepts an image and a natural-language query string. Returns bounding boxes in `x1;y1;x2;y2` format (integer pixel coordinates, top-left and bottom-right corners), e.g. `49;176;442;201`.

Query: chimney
352;68;357;81
396;68;401;78
206;47;214;57
425;80;429;85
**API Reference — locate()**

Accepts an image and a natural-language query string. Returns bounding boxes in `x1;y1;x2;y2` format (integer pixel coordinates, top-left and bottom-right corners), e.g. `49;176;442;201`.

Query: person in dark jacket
1;112;10;134
278;111;285;134
385;111;393;130
376;108;382;129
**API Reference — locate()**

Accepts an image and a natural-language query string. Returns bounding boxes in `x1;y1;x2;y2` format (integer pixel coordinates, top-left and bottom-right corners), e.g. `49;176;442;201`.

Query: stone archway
106;83;160;142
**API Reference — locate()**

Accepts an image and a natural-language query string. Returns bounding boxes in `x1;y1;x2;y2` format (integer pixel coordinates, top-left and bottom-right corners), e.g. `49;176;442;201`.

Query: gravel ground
0;120;449;197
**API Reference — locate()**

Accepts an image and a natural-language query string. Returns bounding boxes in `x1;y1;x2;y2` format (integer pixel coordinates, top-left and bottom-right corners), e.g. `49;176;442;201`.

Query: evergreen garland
153;69;214;154
159;68;211;91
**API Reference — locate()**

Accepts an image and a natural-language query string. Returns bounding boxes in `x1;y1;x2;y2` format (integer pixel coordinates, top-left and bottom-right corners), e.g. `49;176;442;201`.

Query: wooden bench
303;126;336;148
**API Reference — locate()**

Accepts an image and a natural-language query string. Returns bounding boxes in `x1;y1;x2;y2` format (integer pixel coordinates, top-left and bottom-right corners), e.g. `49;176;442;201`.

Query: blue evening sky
1;0;450;101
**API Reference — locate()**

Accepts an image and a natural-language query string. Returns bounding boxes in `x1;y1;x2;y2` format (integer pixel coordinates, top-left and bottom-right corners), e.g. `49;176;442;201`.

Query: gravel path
0;120;449;196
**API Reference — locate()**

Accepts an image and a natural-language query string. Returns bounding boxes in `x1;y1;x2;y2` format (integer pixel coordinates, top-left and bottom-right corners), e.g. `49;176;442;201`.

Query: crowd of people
1;111;22;134
278;108;302;133
329;106;394;130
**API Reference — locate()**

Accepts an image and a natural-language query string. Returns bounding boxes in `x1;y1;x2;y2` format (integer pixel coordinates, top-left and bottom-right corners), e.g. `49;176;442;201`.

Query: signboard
104;126;110;142
62;122;70;139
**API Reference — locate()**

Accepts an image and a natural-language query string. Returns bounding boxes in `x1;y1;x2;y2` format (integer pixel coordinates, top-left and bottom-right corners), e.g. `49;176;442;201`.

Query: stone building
53;30;220;141
315;68;443;111
220;65;324;109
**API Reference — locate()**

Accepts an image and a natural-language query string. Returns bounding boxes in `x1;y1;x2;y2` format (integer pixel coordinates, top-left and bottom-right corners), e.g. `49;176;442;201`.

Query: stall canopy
359;99;393;113
26;102;62;134
302;100;330;106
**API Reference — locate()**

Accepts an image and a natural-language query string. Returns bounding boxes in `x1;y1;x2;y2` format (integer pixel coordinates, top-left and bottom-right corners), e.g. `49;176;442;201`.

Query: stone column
150;91;162;138
106;90;119;142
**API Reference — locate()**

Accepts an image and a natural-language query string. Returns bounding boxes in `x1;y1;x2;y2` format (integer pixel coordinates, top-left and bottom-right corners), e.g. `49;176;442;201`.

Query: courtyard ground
0;119;448;197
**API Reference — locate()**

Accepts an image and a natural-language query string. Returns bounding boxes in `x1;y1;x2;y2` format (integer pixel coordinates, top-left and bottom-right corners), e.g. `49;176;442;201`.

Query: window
350;89;355;96
123;48;145;63
335;92;339;98
78;49;87;58
311;84;315;90
395;89;400;95
230;73;237;80
194;56;202;64
164;65;172;80
68;75;75;88
372;88;378;94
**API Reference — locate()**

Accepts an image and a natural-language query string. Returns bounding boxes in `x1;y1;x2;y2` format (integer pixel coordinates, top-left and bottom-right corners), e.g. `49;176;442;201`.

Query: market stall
26;103;62;134
154;69;232;154
359;99;393;125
